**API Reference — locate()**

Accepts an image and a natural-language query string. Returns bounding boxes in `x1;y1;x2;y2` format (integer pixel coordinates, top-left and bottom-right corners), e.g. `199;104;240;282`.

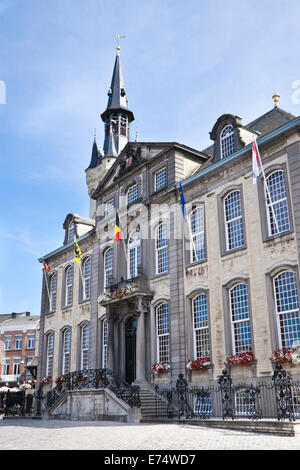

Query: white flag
252;142;260;184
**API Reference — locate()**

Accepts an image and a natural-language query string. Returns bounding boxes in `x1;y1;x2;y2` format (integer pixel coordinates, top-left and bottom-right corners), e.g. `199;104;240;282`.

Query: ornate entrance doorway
125;316;137;383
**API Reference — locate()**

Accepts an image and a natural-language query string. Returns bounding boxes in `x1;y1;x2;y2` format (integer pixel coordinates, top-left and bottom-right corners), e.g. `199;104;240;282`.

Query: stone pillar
135;298;148;385
106;311;115;372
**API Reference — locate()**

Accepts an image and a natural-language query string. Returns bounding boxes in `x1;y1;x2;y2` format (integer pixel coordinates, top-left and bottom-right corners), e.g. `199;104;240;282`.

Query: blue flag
179;181;186;219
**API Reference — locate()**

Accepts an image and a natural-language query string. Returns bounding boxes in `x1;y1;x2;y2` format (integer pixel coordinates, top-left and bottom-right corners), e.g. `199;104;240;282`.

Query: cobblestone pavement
1;419;300;450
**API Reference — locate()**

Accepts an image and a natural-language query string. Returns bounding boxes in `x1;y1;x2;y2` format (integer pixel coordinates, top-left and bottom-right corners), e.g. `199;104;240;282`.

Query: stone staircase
139;388;159;420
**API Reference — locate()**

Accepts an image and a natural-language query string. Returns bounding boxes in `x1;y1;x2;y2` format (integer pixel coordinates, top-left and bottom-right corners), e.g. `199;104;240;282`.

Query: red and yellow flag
114;213;121;241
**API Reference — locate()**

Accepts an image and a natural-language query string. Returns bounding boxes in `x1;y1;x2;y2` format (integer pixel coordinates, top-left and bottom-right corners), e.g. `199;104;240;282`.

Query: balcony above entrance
99;274;153;307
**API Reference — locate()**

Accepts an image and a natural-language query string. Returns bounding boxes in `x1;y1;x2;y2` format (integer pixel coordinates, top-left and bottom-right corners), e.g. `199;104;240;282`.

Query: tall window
192;293;210;359
4;336;11;350
68;221;75;243
105;200;114;219
46;333;54;376
62;328;71;375
190;207;206;263
220;125;235;159
155;168;167;192
27;334;35;349
224;190;244;251
83;258;91;300
102;320;108;368
156;303;169;363
155;223;168;274
81;324;89;370
13;359;21;376
49;273;57;312
2;359;9;375
229;283;252;354
273;271;300;349
265;170;290;236
65;266;73;307
128;232;141;279
104;248;113;289
127;184;139;205
15;335;22;350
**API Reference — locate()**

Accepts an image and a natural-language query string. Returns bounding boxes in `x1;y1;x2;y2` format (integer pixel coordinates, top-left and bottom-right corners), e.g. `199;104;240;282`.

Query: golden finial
116;34;126;52
272;92;280;107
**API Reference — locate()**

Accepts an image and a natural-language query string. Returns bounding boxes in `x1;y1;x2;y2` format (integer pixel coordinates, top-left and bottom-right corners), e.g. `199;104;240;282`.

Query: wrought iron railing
45;369;141;410
154;364;300;421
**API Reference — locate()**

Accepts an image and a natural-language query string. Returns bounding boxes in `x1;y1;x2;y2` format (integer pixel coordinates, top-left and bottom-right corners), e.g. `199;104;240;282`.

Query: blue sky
1;0;300;315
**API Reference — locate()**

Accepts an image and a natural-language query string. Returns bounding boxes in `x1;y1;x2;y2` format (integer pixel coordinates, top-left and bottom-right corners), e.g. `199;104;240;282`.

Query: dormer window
67;221;75;243
220;125;235;159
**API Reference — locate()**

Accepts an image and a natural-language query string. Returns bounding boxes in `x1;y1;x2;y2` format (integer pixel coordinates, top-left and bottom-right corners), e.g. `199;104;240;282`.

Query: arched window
265;170;290;236
220;125;235;159
273;271;300;349
192;293;210;359
62;328;71;374
128;232;141;279
67;221;75;243
229;283;252;354
80;324;89;370
83;258;91;300
65;266;73;307
46;333;54;377
104;248;113;289
155;223;168;274
190;207;206;263
224;190;244;251
49;273;57;313
156;303;169;363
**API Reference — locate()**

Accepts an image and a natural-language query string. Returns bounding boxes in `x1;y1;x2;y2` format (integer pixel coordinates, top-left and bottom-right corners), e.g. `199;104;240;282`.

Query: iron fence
154;365;300;421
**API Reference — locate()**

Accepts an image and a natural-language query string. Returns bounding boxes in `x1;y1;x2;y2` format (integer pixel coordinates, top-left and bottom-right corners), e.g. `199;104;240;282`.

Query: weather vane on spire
116;34;126;51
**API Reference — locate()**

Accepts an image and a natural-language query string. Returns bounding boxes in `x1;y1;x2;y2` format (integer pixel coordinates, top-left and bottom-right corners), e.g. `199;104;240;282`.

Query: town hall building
36;45;300;421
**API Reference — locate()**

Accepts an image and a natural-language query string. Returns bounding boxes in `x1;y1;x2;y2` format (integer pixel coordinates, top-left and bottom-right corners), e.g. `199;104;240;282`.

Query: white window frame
190;206;206;263
192;293;210;359
155;223;168;275
2;359;10;375
13;359;21;376
127;232;141;279
67;220;75;243
154;168;167;192
224;190;244;251
220;124;235;159
265;170;291;236
15;335;22;350
229;283;252;355
4;336;11;350
65;266;73;307
62;328;71;375
81;324;89;370
105;199;114;219
156;303;169;363
46;333;54;377
83;257;91;300
27;334;35;349
273;270;300;350
49;273;57;312
104;248;113;290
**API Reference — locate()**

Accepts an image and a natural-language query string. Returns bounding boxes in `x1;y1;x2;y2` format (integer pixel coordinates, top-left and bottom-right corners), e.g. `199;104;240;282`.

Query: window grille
127;184;139;205
192;293;210;358
156;303;169;363
224;190;244;251
81;324;89;370
104;248;113;289
230;283;252;354
220;125;235;159
190;207;206;262
65;266;73;307
46;333;54;377
155;223;168;274
194;394;212;416
273;271;300;349
234;388;257;417
155;168;167;192
128;232;141;279
266;170;290;236
62;329;71;374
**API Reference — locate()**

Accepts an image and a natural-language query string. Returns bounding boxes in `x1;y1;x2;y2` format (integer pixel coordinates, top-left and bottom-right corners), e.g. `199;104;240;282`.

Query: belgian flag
114;212;121;241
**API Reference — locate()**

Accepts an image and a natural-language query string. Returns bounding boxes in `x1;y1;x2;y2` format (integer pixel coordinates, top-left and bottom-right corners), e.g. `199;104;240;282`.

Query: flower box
39;376;51;385
272;348;300;365
226;351;254;366
99;284;139;303
186;357;211;370
151;362;170;375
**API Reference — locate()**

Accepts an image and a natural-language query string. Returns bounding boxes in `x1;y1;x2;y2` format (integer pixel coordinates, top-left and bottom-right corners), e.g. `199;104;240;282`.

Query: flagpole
254;141;280;234
79;263;86;299
42;268;51;305
116;210;128;266
179;181;199;262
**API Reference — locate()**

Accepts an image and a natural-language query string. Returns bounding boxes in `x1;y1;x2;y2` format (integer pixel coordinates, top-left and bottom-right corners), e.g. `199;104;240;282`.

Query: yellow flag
73;237;82;264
